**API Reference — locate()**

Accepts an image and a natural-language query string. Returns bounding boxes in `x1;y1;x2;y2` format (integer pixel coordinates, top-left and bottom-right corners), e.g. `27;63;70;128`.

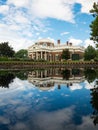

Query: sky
0;0;97;51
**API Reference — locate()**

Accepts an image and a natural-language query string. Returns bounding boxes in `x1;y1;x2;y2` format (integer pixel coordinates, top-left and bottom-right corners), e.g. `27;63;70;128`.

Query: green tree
94;49;98;61
90;17;98;44
90;2;98;45
84;45;96;60
61;49;70;60
15;49;28;59
90;2;98;17
0;42;15;57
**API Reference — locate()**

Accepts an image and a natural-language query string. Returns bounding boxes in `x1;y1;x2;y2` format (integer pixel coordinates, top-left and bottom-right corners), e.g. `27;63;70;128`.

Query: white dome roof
36;38;54;43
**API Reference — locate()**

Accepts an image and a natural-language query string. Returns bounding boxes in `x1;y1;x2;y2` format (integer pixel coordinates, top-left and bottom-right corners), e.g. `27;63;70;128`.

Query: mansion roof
36;38;54;44
28;39;85;53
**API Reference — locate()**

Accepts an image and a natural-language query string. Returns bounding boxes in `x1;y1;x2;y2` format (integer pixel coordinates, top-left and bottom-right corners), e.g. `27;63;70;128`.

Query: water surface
0;68;98;130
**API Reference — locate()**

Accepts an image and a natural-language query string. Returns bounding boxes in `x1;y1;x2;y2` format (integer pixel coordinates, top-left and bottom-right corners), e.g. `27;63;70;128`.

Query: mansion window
43;43;47;46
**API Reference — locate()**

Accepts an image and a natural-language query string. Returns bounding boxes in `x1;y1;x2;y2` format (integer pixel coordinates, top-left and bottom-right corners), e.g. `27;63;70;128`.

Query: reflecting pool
0;68;98;130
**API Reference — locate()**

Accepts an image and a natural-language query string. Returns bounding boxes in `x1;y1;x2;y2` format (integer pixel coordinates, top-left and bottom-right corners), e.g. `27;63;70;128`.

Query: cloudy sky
0;0;97;51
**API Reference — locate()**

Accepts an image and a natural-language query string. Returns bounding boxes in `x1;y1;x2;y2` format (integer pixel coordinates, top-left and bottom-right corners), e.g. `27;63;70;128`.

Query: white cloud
7;0;98;20
36;32;40;36
0;5;9;14
0;0;97;51
6;0;76;23
9;24;21;31
69;38;83;46
14;13;29;24
31;0;75;23
0;24;33;51
64;0;98;14
61;32;70;36
7;0;30;7
77;0;98;14
84;39;95;48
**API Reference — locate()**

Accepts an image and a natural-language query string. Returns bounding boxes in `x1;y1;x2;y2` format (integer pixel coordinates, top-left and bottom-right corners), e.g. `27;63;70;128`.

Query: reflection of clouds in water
61;93;70;97
69;80;97;91
0;116;10;124
9;122;29;130
48;87;55;92
2;106;76;130
0;78;36;108
8;106;97;130
77;116;98;130
0;78;34;95
0;78;34;94
14;106;30;118
0;77;98;130
9;78;35;91
34;106;75;130
84;80;95;89
69;83;83;91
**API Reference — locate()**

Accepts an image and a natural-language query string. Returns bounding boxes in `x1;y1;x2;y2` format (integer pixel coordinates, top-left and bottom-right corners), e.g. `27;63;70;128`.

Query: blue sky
0;0;97;51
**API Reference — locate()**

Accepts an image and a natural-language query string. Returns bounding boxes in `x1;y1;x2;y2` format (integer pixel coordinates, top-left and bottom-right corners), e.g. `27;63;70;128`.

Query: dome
37;38;54;44
35;38;54;46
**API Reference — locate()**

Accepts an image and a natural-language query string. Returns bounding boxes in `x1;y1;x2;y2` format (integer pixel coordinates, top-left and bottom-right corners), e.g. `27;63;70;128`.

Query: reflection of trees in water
90;80;98;125
62;69;70;80
72;69;80;76
62;69;81;80
84;69;97;83
0;70;28;88
0;72;15;88
85;69;98;125
15;71;28;80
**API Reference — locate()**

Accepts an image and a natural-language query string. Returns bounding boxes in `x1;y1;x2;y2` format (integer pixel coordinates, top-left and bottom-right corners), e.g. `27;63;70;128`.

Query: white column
45;70;47;77
47;52;49;61
41;51;42;59
41;71;43;78
35;52;37;60
45;52;47;60
36;52;38;60
32;53;33;59
36;71;39;77
50;54;51;61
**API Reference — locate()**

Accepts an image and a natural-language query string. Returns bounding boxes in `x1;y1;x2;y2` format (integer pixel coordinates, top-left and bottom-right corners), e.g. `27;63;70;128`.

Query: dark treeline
0;42;15;57
0;42;28;61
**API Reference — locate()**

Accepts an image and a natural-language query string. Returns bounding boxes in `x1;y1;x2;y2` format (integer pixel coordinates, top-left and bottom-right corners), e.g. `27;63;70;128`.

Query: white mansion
28;39;85;61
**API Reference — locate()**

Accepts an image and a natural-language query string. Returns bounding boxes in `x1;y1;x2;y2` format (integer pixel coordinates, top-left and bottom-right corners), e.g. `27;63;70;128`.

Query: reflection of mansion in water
28;68;85;91
28;39;84;61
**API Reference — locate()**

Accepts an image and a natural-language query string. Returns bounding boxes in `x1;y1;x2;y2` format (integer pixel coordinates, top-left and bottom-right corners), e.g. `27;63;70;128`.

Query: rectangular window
72;54;80;60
